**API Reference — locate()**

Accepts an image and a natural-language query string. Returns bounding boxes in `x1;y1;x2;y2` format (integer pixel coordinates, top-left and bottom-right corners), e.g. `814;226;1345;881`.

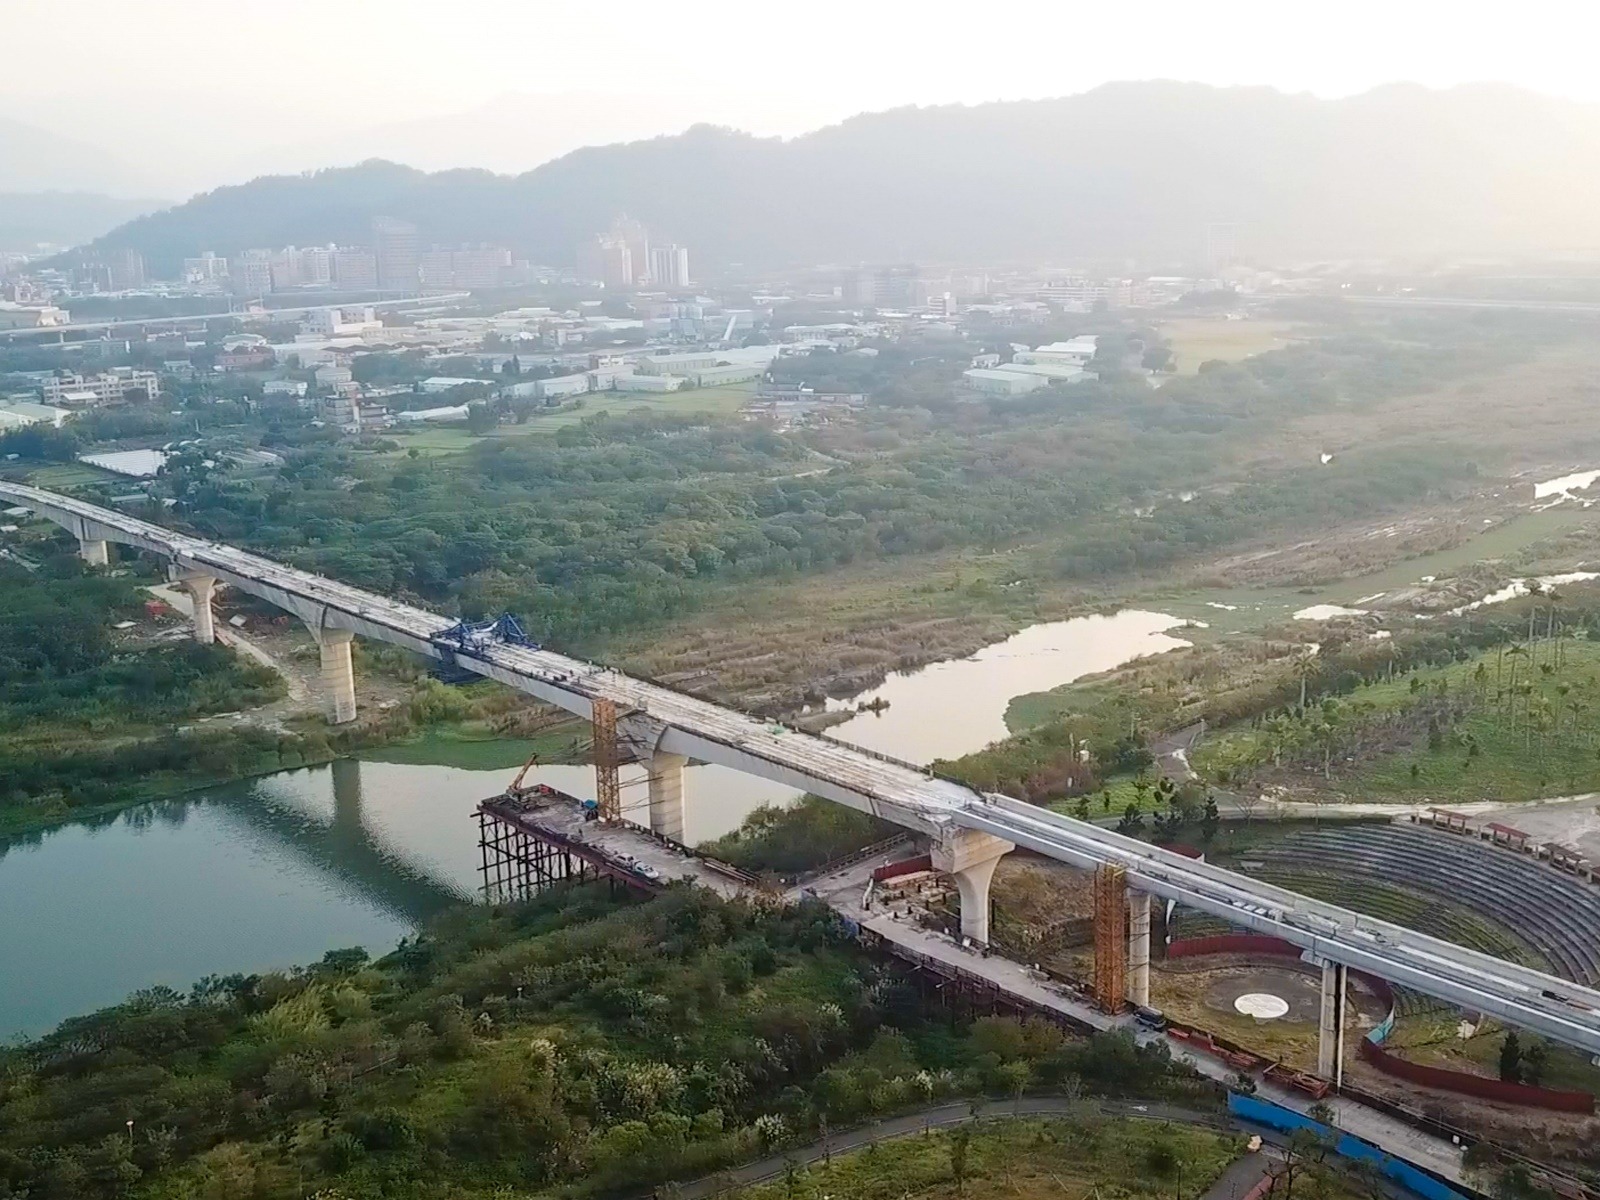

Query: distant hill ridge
70;81;1600;272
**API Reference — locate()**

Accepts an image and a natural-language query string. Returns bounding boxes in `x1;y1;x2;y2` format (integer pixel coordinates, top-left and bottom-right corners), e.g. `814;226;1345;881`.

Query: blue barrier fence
1227;1093;1469;1200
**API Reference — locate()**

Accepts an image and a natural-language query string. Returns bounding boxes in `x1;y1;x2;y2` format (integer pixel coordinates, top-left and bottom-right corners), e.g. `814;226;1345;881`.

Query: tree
1520;1039;1547;1087
949;1125;971;1192
1498;1031;1523;1083
1200;794;1220;845
465;402;498;434
1116;802;1145;836
1295;651;1320;709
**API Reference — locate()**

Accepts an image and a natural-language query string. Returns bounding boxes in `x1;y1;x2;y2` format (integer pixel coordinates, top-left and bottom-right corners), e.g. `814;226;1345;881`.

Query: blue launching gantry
429;613;539;681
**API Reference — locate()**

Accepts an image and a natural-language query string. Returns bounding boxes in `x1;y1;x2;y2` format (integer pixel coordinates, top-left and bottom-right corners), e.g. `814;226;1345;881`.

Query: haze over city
11;6;1600;1200
8;0;1600;197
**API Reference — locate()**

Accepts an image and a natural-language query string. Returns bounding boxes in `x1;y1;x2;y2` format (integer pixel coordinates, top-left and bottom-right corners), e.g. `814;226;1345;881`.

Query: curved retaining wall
1166;934;1302;959
1165;937;1595;1113
1353;969;1593;1114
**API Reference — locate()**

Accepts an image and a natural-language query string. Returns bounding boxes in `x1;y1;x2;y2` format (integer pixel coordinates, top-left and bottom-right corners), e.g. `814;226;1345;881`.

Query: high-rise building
648;245;690;289
418;249;455;289
102;249;146;291
451;247;510;290
333;249;379;290
231;251;273;296
578;236;634;289
609;216;650;282
269;248;304;291
372;217;420;290
301;245;334;286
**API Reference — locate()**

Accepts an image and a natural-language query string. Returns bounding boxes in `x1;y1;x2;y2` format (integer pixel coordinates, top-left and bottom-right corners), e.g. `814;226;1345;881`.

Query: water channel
0;609;1190;1038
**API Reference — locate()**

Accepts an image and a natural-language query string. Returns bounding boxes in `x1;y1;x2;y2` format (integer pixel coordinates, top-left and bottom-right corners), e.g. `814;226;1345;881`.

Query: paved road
672;1097;1260;1199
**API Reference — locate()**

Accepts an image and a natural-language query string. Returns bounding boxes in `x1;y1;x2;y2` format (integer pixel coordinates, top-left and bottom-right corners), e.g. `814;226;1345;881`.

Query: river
0;609;1188;1038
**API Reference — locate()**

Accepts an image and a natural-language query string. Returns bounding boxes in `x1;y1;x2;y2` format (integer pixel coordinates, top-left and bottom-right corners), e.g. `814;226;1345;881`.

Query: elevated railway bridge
7;479;1600;1085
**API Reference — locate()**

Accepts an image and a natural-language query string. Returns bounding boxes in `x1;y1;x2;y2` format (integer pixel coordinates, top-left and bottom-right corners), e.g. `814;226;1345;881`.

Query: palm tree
1295;650;1319;710
1505;644;1530;729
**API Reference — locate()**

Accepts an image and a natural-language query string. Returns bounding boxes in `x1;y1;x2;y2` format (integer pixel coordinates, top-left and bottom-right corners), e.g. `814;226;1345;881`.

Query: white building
0;401;69;429
418;376;485;393
639;351;719;376
263;380;309;399
395;404;470;423
693;363;764;386
40;369;159;406
0;302;70;329
962;368;1049;395
78;449;170;478
614;373;684;393
314;365;354;389
993;361;1086;383
535;373;592;399
182;252;230;284
1016;336;1098;366
302;306;382;337
648;245;691;289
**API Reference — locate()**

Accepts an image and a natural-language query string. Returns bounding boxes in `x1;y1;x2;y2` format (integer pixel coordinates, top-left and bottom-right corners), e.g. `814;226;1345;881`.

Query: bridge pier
1318;960;1348;1087
1127;889;1152;1008
175;573;217;644
79;537;109;566
933;828;1014;944
646;751;687;842
317;629;357;724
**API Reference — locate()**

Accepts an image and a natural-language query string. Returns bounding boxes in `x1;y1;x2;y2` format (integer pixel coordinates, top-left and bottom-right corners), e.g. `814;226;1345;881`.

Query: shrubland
0;887;1193;1200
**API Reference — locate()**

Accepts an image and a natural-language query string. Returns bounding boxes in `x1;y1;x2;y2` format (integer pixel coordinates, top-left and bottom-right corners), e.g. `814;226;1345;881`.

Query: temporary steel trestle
477;807;594;903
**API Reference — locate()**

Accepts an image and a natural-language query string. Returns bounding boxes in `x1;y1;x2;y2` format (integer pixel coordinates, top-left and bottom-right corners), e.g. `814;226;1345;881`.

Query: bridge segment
9;480;1600;1065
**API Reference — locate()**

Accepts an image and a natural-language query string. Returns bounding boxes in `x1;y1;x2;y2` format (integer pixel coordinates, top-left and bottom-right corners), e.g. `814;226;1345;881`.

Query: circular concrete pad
1234;992;1291;1019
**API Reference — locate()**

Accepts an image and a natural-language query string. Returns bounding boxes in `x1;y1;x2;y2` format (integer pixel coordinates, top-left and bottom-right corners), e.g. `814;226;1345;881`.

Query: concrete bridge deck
7;478;1600;1063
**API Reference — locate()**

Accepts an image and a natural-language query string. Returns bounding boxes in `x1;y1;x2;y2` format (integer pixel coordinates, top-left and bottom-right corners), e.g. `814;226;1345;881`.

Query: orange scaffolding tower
1093;863;1128;1013
592;697;621;822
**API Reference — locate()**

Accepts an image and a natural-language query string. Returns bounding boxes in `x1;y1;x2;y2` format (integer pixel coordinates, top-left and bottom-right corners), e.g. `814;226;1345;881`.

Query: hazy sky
11;0;1600;196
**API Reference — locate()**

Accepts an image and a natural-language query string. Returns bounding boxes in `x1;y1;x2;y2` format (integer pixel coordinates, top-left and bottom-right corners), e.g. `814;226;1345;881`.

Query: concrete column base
932;828;1014;945
1127;889;1152;1008
1318;960;1348;1086
177;574;217;645
318;629;357;725
80;538;109;567
647;751;687;842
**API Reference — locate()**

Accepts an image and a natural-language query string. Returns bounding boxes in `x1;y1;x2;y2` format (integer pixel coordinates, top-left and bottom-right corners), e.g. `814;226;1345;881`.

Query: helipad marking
1235;993;1290;1019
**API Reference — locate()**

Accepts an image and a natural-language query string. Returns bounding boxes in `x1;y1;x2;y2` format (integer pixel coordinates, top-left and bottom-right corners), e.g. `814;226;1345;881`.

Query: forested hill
78;81;1600;273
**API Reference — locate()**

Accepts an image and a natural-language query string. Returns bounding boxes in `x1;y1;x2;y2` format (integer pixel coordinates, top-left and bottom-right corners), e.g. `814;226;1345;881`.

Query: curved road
672;1096;1281;1200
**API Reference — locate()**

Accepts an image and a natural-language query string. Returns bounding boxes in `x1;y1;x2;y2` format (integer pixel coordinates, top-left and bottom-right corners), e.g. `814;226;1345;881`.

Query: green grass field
378;384;757;457
1195;636;1600;802
18;461;122;487
726;1117;1241;1200
1157;317;1302;374
1147;507;1591;637
1006;506;1592;733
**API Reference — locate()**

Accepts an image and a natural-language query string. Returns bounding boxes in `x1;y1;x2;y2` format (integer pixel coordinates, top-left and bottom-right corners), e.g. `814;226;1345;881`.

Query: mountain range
61;82;1600;273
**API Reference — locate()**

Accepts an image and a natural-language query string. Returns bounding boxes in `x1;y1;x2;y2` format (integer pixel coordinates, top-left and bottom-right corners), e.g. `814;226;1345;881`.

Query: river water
0;609;1187;1038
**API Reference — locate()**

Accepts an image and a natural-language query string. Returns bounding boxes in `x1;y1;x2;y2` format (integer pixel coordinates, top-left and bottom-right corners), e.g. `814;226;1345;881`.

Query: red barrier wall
1166;934;1302;959
1168;939;1595;1113
872;854;932;882
1357;1040;1594;1114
